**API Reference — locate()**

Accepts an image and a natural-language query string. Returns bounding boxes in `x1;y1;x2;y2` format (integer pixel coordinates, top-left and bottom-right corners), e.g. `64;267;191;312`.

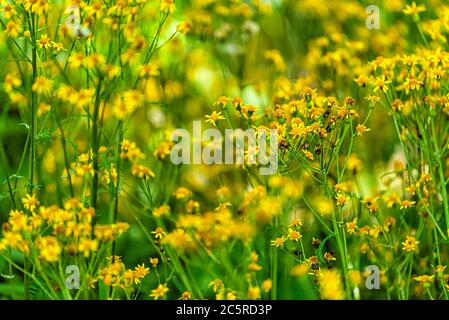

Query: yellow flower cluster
0;196;129;263
99;256;149;288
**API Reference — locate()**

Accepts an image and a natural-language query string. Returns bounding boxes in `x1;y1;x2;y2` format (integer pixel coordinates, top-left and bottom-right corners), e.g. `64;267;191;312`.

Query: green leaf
30;276;52;300
318;234;335;264
0;283;24;299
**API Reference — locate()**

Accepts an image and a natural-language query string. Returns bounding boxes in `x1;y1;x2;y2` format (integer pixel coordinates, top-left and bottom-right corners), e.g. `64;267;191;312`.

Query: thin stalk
332;211;351;299
90;77;103;217
53;107;74;197
108;121;123;298
432;142;449;232
24;11;38;300
0;139;17;209
271;216;279;299
28;12;37;196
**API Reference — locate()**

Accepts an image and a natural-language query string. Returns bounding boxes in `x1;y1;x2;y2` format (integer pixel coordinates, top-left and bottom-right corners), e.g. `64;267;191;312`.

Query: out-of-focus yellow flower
205;111;225;127
318;269;345;300
151;227;165;240
403;2;426;16
160;0;175;13
4;73;22;92
173;187;192;200
177;21;191;34
270;236;287;247
247;286;261;300
400;200;416;210
4;21;21;37
264;50;286;72
290;264;308;277
346;218;358;235
149;257;159;268
335;193;348;206
131;164;155;180
414;275;434;284
32;76;53;95
153;204;170;218
262;279;272;293
35;236;61;263
37;34;52;49
78;238;98;258
22;194;40;213
288;228;302;241
402;235;419;252
179;291;192;300
150;283;169;300
349;270;362;286
356;124;371;136
24;0;49;14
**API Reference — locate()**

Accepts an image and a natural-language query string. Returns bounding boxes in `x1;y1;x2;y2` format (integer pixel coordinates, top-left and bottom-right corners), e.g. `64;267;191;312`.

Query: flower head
205;111;225;127
32;76;53;95
356;124;371;136
37;34;52;49
270;236;287;247
335;193;348;206
22;194;40;212
402;235;419;253
160;0;175;13
150;283;169;300
403;2;426;16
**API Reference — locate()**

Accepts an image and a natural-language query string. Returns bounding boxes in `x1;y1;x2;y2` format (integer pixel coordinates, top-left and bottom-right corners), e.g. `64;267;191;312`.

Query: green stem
24;11;38;301
0;139;17;209
109;121;123;297
53;107;74;198
90;78;103;215
332;211;351;299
